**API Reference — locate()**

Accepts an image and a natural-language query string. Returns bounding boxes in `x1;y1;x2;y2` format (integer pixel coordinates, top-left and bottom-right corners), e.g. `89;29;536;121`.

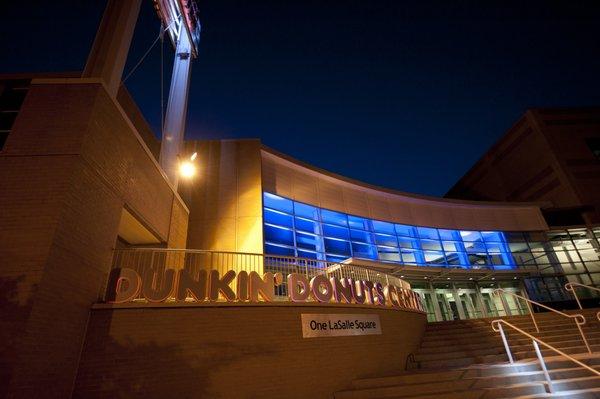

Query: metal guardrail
108;248;412;302
565;282;600;322
493;288;591;354
492;319;600;394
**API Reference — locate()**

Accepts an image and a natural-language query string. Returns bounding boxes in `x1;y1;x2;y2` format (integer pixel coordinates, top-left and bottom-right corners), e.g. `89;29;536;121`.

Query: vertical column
429;282;443;321
160;24;193;187
474;282;489;318
83;0;142;97
452;283;467;320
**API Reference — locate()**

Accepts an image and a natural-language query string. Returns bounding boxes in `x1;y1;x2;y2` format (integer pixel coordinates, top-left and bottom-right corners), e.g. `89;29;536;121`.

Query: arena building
1;1;599;398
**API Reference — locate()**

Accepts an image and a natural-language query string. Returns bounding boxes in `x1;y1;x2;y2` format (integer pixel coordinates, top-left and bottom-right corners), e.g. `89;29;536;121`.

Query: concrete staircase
335;308;600;398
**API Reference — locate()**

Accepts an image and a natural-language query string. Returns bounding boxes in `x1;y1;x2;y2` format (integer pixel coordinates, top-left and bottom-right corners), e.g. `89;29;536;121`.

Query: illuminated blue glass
377;246;401;262
297;249;323;260
352;243;378;260
424;251;446;265
438;229;462;241
263;192;293;213
323;224;350;240
265;243;294;256
295;232;323;252
372;220;395;234
294;217;320;234
264;208;293;228
482;231;504;242
294;202;319;220
264;225;294;246
348;215;372;230
321;209;348;226
350;229;375;244
398;237;420;249
418;227;439;240
374;233;398;247
262;192;517;269
460;231;483;242
395;224;417;237
420;239;442;251
324;238;351;256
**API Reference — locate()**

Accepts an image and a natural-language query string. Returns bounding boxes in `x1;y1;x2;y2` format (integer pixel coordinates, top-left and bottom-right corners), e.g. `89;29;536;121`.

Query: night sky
1;1;599;196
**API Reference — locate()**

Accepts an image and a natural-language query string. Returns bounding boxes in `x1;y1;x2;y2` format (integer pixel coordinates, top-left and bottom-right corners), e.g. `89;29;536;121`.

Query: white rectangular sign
301;314;382;338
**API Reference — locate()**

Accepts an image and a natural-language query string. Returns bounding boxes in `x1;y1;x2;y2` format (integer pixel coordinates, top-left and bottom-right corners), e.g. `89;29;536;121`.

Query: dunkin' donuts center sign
107;268;425;312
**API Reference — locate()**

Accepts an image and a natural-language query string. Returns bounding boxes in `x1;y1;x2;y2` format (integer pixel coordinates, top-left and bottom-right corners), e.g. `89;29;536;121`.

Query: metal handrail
493;288;591;354
492;319;600;393
565;282;600;322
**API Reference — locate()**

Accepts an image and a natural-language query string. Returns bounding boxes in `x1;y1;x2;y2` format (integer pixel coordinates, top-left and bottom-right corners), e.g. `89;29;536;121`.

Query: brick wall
74;304;426;399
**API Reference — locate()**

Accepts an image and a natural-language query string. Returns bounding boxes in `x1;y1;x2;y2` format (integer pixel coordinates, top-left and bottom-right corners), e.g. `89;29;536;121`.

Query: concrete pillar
451;283;467;320
429;282;443;322
83;0;142;97
474;282;489;318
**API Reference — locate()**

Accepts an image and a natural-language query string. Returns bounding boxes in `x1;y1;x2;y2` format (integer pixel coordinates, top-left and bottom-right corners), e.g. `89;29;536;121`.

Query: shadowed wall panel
74;304;426;399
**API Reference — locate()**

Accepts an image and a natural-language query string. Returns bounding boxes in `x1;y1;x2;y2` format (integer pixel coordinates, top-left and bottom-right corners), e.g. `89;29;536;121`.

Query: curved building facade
179;140;599;322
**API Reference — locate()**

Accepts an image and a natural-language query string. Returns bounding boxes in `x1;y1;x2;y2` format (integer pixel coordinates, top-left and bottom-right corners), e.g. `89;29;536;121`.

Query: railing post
533;339;553;393
567;283;584;310
498;323;514;364
526;300;540;333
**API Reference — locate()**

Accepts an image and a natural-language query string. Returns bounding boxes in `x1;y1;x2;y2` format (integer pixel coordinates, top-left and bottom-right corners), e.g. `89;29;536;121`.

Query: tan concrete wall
0;80;188;398
74;303;426;399
262;149;548;232
183;139;263;258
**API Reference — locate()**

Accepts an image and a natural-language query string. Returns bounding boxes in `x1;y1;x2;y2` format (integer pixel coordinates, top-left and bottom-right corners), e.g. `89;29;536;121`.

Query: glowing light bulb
179;161;196;178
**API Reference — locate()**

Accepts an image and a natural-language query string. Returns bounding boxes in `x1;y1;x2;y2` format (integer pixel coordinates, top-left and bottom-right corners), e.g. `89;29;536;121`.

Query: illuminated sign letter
350;279;366;304
310;275;333;303
362;281;375;304
209;270;237;301
373;282;385;306
236;271;249;301
331;277;353;304
176;269;207;301
384;285;400;308
288;273;310;302
249;272;283;302
143;268;175;302
106;268;141;303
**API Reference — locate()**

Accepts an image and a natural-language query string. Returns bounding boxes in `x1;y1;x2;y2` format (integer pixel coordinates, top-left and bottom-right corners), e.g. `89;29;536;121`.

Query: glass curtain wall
263;192;600;305
263;192;516;270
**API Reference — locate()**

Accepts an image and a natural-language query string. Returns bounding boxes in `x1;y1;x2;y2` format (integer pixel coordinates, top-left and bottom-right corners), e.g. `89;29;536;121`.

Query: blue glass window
395;224;417;237
296;232;323;252
348;215;372;231
263;192;293;213
418;227;439;240
264;208;294;228
350;229;375;244
373;220;395;234
352;243;378;260
323;224;350;240
324;238;351;256
398;237;419;249
460;231;483;242
265;243;295;256
294;202;319;220
321;209;348;226
262;192;516;270
294;217;320;234
420;239;442;251
438;229;461;241
377;246;401;262
374;233;398;247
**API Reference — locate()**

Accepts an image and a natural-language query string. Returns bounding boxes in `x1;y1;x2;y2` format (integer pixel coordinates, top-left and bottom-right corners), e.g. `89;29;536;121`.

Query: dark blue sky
1;1;599;196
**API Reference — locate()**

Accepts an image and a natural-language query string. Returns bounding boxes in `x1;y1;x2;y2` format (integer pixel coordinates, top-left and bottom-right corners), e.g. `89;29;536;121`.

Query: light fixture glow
179;161;196;178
